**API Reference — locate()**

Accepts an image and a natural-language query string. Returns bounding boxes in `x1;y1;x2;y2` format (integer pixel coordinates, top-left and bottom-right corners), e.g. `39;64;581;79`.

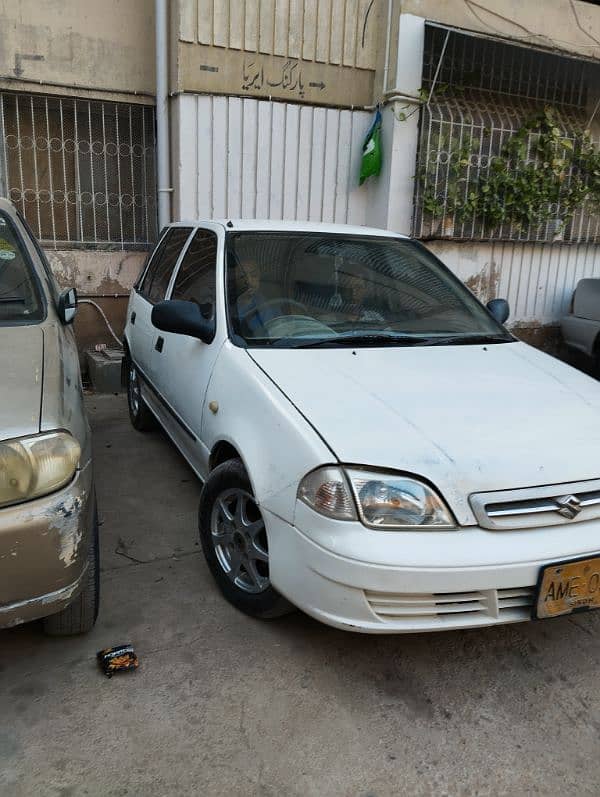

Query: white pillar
367;13;425;234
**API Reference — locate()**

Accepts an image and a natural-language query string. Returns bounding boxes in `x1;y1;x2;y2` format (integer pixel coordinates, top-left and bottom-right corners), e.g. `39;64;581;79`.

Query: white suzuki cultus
124;221;600;633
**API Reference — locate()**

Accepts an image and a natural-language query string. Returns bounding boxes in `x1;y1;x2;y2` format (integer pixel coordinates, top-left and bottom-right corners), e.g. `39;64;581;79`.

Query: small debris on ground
97;644;139;678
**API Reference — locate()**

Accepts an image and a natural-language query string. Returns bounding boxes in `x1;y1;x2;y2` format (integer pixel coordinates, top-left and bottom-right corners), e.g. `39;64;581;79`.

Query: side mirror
486;298;510;325
58;287;78;324
151;300;214;343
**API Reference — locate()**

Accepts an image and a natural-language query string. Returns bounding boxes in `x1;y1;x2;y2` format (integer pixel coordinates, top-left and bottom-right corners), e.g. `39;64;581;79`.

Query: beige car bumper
0;463;94;630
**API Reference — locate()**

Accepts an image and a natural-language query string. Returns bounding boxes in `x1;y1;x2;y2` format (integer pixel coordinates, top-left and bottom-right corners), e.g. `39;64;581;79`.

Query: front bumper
266;502;600;633
0;464;94;629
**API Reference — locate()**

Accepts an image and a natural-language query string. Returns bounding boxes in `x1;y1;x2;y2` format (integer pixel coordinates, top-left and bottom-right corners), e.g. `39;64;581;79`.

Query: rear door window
0;211;44;325
139;227;192;304
171;228;218;323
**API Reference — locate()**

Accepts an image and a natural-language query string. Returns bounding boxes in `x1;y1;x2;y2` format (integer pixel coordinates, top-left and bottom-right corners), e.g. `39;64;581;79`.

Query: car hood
0;325;43;440
249;341;600;524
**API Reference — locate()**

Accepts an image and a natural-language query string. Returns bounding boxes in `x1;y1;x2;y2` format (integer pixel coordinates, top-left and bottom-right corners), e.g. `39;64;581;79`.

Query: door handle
130;311;136;325
155;336;164;353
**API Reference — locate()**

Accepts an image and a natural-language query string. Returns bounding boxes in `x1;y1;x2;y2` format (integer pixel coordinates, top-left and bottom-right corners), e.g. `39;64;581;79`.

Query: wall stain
464;260;501;304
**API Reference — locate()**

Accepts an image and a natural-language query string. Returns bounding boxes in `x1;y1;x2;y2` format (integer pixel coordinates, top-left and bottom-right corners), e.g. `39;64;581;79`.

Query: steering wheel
239;297;309;323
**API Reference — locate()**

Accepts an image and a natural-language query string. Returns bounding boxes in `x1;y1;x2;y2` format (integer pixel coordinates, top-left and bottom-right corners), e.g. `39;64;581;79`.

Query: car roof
168;219;409;239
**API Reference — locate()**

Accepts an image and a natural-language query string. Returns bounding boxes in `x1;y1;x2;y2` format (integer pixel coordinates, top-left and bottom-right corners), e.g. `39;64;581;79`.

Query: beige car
0;197;99;635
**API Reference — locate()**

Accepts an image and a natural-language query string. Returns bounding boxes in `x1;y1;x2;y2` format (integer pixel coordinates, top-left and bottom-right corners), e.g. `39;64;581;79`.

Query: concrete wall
175;0;379;107
0;0;155;357
426;240;600;333
0;0;155;101
46;249;146;354
398;0;600;60
172;93;370;224
174;0;600;108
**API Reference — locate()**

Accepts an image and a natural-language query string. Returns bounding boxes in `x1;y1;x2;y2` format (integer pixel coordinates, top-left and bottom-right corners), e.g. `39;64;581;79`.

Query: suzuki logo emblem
555;494;582;520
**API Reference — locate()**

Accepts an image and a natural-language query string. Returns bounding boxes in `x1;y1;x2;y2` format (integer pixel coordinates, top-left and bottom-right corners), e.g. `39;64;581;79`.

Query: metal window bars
413;25;600;243
0;92;157;249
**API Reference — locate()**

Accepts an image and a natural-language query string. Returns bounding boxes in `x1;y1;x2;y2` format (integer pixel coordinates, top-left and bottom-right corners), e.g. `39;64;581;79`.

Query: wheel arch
209;440;242;472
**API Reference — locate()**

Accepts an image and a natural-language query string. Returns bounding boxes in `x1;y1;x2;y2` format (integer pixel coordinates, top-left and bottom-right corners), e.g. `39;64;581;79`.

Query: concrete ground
1;395;600;796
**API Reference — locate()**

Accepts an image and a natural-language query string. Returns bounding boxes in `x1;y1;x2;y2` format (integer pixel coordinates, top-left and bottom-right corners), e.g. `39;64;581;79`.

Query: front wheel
199;459;293;619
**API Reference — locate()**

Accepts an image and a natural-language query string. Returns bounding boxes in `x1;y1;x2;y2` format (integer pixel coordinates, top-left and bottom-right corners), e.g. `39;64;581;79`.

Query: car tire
126;358;156;432
199;459;294;619
43;495;100;636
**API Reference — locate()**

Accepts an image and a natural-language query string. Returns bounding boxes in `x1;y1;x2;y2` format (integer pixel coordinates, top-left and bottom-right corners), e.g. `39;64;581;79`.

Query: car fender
201;341;335;522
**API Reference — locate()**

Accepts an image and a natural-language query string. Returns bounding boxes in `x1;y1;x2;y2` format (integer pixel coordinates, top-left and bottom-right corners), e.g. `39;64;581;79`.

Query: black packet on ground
97;644;139;677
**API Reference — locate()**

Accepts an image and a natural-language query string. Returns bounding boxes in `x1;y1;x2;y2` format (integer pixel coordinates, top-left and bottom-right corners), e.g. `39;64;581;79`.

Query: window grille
413;25;600;243
0;92;157;249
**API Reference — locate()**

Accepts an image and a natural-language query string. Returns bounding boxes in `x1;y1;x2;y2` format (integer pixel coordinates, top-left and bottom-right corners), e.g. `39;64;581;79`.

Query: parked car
124;220;600;633
561;278;600;373
0;198;99;635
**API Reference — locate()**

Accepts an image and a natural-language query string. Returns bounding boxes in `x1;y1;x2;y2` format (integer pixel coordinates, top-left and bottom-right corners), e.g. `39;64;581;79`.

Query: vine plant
419;108;600;238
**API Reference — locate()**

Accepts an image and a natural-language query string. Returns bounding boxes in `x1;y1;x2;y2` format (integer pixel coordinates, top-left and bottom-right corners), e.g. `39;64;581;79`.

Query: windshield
226;232;510;348
0;211;44;324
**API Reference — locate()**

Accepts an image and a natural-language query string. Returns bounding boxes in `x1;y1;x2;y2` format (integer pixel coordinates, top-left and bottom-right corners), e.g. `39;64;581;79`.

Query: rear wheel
199;459;293;619
43;496;100;636
127;358;156;431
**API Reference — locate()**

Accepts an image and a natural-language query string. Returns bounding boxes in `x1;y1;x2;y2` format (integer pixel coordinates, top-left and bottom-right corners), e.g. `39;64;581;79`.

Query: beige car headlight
0;431;81;509
298;466;455;528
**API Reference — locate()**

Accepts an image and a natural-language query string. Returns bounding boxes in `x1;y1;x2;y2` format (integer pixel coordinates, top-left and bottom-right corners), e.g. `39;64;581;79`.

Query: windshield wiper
270;331;513;349
0;297;25;304
418;333;513;346
281;333;429;348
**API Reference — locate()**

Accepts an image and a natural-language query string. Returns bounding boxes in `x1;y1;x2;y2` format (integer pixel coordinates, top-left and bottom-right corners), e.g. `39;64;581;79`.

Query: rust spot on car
47;493;85;567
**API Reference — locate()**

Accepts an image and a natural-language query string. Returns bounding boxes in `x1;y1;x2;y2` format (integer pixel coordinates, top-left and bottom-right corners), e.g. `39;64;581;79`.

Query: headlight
0;431;81;509
345;468;455;528
298;466;455;528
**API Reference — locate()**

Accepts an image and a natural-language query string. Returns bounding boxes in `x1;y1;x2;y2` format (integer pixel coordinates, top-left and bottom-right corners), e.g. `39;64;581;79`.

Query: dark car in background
561;278;600;375
0;197;99;635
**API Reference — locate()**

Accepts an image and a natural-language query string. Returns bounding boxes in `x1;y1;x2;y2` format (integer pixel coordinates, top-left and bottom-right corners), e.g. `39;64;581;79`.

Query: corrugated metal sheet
427;241;600;326
179;0;378;69
173;94;370;225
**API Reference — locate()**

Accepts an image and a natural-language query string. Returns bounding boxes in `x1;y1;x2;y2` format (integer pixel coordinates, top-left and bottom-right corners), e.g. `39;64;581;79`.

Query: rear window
0;212;44;324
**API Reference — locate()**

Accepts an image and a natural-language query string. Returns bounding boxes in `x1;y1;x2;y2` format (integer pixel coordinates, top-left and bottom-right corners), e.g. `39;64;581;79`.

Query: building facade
1;0;599;352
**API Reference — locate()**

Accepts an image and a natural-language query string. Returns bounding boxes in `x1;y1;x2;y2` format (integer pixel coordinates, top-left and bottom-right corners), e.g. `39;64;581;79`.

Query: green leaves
419;107;600;237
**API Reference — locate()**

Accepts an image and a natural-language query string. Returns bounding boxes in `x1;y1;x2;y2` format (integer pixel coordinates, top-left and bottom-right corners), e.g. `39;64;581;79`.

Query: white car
124;220;600;633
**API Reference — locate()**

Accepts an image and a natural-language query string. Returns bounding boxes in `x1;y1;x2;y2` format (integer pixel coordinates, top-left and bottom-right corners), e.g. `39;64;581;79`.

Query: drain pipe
155;0;171;229
382;0;394;95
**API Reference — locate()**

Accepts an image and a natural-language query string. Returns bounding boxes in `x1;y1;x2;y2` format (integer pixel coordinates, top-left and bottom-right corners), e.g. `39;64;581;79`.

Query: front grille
365;586;535;624
497;587;536;613
470;479;600;530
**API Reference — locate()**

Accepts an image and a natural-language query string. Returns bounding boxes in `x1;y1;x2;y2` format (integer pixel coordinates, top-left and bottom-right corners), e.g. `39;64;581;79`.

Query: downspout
382;0;394;95
155;0;171;229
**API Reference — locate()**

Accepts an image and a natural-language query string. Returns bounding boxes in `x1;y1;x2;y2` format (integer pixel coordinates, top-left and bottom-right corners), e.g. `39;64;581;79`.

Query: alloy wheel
128;364;140;416
210;488;270;594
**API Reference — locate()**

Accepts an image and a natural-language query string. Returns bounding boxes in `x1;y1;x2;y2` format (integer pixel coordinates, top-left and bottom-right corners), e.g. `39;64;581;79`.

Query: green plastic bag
359;109;382;185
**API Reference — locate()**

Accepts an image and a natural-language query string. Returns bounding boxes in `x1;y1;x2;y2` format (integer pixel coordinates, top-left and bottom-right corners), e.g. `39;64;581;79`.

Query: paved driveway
1;395;599;796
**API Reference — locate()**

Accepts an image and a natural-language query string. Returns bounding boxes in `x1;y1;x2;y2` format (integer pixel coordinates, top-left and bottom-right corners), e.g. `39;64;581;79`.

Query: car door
157;225;222;476
129;225;193;383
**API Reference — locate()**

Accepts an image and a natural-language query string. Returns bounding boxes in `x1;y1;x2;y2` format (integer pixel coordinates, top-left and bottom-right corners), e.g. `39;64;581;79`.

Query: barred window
413;26;600;244
0;92;157;249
